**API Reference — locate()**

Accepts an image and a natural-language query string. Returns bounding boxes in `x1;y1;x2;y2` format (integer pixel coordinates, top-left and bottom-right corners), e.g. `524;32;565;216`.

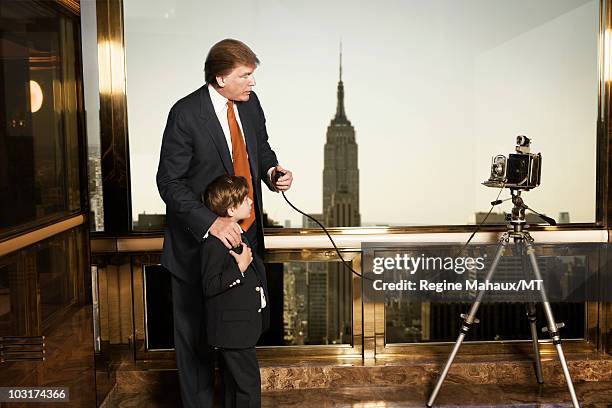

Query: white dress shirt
208;84;246;159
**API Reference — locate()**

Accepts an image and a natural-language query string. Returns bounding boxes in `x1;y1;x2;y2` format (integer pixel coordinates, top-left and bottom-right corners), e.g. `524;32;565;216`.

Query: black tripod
426;190;580;407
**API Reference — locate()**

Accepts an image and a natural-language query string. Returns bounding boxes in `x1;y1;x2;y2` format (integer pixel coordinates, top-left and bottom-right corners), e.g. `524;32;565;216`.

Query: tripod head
506;189;556;236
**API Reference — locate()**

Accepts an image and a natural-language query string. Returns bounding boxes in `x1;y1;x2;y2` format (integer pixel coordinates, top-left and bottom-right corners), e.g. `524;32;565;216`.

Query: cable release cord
279;185;502;283
279;191;374;281
453;185;505;257
277;178;549;280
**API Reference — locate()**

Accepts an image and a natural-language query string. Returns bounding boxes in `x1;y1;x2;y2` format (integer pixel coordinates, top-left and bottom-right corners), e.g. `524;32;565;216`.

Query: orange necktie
227;100;255;231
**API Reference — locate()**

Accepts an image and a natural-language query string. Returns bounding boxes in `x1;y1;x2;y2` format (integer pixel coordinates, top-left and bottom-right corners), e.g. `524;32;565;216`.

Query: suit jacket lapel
237;103;259;181
200;86;233;174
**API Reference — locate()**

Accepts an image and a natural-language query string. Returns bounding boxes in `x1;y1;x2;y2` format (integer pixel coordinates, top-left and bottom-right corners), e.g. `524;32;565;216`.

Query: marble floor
105;381;612;407
262;382;612;407
0;306;97;408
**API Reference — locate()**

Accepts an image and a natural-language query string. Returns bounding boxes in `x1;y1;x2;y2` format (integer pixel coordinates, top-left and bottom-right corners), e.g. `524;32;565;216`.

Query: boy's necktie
227;100;255;231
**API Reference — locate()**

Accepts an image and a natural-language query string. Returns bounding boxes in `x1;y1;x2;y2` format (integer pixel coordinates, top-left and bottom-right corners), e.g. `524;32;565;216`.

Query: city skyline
119;0;597;228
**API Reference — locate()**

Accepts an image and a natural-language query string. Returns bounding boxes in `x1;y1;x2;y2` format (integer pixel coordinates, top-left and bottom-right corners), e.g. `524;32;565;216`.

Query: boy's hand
229;243;253;273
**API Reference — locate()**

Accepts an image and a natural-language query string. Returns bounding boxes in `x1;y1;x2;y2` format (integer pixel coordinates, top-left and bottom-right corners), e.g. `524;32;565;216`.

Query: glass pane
143;264;174;350
81;0;104;231
0;257;22;337
281;261;352;346
124;0;597;229
36;232;77;323
60;18;80;212
0;1;82;233
386;301;585;343
139;260;352;349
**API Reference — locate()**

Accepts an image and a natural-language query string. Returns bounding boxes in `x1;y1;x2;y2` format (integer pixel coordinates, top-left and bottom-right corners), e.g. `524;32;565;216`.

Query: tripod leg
519;243;544;384
525;242;580;408
426;239;507;407
526;302;544;384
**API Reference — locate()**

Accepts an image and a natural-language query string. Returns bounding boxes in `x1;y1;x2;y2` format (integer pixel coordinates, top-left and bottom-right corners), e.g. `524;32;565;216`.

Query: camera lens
516;135;530;146
491;155;506;178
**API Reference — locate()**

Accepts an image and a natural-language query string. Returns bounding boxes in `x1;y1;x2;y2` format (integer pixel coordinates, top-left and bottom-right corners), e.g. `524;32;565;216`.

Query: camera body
483;136;541;190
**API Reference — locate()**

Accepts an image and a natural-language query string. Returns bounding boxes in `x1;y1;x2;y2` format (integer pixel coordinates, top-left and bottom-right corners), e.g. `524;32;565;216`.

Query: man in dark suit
156;38;293;407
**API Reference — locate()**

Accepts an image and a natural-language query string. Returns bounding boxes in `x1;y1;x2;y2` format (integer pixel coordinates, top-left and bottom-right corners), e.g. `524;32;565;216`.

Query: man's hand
209;217;242;249
229;243;253;273
272;165;293;192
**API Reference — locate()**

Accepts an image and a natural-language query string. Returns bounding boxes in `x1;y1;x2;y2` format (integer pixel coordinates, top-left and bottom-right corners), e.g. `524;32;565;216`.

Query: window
123;0;598;229
0;1;82;234
81;0;104;232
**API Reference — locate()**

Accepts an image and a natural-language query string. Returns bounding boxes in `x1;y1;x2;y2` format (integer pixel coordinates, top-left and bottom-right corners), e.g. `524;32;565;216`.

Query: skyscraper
322;46;360;228
311;46;360;344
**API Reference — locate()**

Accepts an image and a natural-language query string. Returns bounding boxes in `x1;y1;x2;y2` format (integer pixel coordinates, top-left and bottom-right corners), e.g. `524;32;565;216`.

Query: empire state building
322;49;360;227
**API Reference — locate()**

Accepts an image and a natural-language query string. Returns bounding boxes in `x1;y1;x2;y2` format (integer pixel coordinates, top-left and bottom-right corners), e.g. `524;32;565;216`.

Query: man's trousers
171;275;215;408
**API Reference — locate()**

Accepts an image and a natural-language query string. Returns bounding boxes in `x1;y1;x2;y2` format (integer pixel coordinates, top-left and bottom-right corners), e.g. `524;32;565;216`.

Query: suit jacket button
255;287;260;292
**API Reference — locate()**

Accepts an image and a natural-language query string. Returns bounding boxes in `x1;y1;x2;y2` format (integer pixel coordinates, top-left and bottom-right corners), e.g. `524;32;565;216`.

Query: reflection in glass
0;227;80;338
139;259;353;349
36;233;77;324
29;80;43;112
282;261;352;345
0;259;20;337
386;301;585;343
0;1;81;233
81;0;104;231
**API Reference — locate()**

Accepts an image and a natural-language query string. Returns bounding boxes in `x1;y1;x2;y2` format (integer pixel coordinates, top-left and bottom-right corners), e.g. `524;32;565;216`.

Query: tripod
426;190;580;407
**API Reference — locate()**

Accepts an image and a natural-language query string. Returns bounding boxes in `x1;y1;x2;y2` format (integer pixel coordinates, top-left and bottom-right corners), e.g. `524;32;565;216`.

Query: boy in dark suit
201;175;269;408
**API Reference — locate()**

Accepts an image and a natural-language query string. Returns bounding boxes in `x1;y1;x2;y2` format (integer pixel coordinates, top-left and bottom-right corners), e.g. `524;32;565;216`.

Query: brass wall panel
96;0;132;234
118;261;132;344
605;301;612;353
122;250;365;360
98;265;109;342
106;265;121;344
90;240;607;361
91;237;118;253
96;256;133;345
90;230;609;255
0;215;85;257
600;0;612;227
133;260;145;351
23;255;40;336
117;237;164;252
586;301;600;349
132;254;165;359
599;0;612;354
56;0;80;15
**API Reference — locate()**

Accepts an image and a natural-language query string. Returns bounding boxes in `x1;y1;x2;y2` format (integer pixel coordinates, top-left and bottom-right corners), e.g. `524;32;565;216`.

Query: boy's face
228;196;253;221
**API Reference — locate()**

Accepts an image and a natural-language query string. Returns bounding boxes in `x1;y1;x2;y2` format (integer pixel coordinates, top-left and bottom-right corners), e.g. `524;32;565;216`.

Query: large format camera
483;135;541;190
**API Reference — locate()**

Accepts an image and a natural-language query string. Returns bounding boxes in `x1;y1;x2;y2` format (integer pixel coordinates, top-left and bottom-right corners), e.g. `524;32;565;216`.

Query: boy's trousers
218;347;261;408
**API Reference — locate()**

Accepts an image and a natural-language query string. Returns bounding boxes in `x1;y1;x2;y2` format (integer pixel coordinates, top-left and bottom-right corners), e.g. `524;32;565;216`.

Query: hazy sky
120;0;598;227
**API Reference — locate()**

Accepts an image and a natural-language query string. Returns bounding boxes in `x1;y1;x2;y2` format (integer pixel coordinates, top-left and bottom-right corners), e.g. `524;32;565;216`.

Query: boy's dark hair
204;39;259;86
203;175;249;217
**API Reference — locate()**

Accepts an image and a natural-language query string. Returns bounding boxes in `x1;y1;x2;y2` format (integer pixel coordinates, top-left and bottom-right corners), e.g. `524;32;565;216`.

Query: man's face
216;65;256;102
